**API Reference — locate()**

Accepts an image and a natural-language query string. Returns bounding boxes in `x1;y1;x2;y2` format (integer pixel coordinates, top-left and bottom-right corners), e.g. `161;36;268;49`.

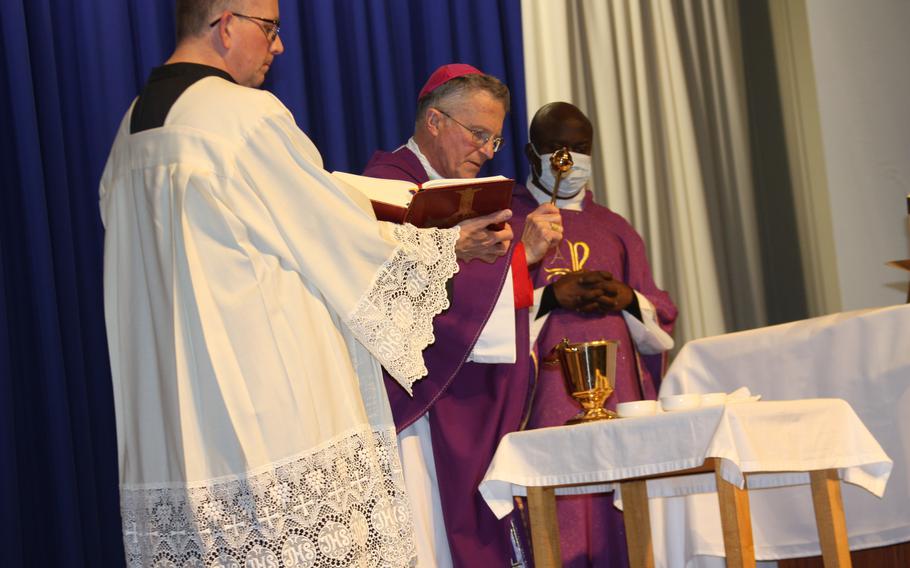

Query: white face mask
531;144;592;198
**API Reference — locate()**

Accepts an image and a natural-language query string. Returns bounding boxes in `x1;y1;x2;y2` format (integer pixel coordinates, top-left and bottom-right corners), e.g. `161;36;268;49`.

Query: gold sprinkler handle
549;147;574;204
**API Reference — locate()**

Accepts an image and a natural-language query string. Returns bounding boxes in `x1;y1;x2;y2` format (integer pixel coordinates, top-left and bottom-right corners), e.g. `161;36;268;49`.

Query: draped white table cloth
479;399;891;566
654;303;910;566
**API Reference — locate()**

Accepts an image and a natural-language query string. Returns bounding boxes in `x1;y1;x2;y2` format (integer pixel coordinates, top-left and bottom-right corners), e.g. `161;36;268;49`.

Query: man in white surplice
98;1;513;566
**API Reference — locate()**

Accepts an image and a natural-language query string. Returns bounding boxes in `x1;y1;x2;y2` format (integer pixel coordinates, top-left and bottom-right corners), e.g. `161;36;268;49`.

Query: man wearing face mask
516;102;678;567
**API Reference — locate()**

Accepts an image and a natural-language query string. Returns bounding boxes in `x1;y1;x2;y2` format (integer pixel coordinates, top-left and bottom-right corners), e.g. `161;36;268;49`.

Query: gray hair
415;73;511;129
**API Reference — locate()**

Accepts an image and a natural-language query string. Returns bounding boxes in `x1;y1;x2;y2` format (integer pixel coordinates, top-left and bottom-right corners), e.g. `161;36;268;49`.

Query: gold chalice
554;338;618;424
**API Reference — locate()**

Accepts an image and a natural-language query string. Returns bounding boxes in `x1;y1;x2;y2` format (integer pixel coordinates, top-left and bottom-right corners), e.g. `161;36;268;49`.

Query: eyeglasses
210;12;281;44
436;108;504;153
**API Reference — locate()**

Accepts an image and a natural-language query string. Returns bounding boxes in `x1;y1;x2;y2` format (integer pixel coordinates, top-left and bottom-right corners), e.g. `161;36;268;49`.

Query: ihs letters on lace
348;224;460;393
121;427;416;567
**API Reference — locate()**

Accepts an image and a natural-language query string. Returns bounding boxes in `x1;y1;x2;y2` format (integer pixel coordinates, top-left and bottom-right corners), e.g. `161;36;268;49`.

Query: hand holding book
454;210;514;263
331;172;514;229
331;171;514;263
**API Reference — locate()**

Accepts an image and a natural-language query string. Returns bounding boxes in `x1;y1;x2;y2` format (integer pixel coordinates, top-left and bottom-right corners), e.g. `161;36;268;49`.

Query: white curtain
521;0;767;343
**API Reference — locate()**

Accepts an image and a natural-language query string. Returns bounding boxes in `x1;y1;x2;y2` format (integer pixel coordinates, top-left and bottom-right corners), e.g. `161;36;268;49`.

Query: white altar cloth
480;399;890;523
656;303;910;565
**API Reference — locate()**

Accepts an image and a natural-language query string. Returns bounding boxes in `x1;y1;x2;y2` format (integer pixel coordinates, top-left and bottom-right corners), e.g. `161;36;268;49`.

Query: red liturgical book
332;172;514;229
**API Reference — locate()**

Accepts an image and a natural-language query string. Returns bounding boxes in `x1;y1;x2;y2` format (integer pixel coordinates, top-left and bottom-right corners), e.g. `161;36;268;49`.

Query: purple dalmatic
364;147;535;567
515;184;678;567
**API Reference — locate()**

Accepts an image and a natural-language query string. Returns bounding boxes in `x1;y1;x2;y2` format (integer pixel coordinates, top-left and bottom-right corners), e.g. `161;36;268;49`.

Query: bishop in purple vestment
364;65;563;567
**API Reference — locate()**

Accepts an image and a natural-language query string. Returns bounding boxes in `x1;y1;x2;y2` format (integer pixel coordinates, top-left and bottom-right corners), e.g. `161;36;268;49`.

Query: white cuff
623;291;674;355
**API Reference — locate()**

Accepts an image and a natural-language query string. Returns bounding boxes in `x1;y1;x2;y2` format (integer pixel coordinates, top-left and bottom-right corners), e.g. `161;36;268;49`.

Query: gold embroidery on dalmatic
544;240;590;282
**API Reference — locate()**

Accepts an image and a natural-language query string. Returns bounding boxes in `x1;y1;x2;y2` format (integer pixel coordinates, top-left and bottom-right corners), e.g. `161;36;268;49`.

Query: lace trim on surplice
348;224;459;394
120;427;416;567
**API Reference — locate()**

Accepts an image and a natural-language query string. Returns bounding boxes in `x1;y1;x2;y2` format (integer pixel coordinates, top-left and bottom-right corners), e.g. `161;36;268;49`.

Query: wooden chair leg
527;486;562;567
621;479;655;568
715;467;756;568
810;469;852;567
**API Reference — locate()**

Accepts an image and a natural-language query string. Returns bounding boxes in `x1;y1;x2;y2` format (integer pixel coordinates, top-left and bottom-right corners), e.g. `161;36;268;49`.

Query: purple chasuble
364;147;534;567
516;185;678;568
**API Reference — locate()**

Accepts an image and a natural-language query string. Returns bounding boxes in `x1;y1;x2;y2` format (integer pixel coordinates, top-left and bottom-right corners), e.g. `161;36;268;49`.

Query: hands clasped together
552;270;634;314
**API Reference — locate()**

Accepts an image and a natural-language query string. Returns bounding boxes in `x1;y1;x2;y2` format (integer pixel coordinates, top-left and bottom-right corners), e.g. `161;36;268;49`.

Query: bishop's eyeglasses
435;108;504;153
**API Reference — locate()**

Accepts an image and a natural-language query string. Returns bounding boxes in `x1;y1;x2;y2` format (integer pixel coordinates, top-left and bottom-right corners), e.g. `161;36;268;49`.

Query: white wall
806;0;910;310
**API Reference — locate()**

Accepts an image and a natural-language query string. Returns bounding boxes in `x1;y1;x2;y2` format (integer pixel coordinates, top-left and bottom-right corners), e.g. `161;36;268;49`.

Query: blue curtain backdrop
0;0;528;566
